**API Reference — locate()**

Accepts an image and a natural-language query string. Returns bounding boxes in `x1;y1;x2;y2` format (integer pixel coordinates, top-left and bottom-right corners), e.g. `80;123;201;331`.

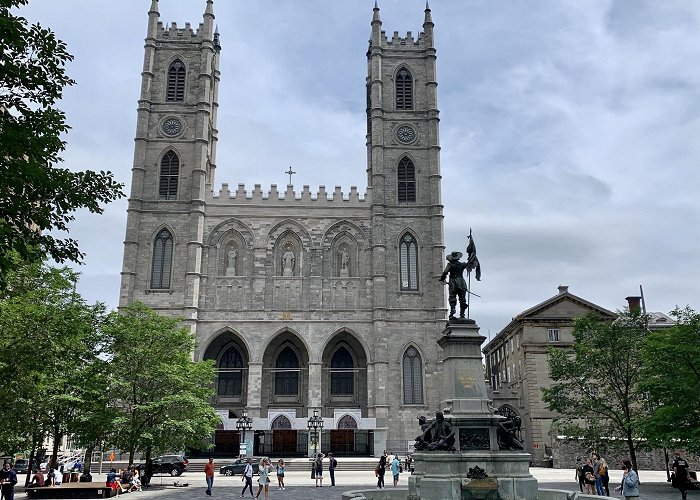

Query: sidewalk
14;468;694;499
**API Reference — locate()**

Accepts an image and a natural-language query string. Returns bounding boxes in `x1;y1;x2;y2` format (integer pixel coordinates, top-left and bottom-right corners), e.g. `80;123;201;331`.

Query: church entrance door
214;430;240;455
330;430;353;454
272;430;297;455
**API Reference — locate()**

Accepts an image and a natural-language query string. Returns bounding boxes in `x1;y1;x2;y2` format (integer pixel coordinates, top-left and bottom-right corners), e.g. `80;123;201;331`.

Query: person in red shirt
204;457;215;496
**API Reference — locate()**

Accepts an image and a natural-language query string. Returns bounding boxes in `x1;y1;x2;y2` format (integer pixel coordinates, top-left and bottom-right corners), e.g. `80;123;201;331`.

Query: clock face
162;117;183;137
396;125;416;143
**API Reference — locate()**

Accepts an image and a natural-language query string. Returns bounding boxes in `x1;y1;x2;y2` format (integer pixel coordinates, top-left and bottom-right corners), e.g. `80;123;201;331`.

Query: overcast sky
18;0;700;339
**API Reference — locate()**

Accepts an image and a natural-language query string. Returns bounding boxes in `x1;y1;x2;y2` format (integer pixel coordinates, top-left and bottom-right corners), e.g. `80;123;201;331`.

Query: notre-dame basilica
119;0;447;457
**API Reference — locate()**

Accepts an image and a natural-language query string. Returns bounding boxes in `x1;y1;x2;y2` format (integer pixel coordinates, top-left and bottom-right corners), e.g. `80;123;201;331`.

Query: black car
219;457;261;476
13;459;30;474
137;455;189;476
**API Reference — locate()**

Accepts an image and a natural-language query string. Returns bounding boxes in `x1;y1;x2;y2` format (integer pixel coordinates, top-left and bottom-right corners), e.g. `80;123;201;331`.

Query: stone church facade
119;1;447;456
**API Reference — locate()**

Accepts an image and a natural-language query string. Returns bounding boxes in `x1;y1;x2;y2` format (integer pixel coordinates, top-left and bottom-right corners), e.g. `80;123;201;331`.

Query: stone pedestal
407;319;538;500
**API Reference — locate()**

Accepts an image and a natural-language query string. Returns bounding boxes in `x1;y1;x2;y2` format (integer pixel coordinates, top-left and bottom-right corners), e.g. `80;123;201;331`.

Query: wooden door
272;430;297;454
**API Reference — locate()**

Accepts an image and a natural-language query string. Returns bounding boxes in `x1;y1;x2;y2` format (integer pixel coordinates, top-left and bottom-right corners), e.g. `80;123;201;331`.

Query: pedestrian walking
240;457;254;498
276;459;285;491
614;459;640;499
0;462;18;500
328;453;337;487
575;457;585;492
391;454;401;487
204;457;215;496
314;453;324;487
376;453;386;489
672;451;691;500
255;457;272;500
599;458;610;496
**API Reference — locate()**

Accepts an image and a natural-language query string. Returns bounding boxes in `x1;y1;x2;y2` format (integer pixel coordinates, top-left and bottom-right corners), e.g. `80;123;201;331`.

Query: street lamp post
307;409;324;478
236;409;253;458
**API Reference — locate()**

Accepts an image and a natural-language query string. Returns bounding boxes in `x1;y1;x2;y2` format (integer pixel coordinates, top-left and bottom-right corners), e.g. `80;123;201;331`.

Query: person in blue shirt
391;454;401;488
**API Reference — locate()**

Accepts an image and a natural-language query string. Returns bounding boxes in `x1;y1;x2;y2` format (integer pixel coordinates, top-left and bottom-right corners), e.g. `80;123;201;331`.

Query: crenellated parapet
156;21;209;40
210;184;370;206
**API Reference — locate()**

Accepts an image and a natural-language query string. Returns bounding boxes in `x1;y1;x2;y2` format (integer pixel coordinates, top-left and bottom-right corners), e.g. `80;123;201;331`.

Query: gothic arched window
217;346;243;396
402;346;423;404
331;347;354;396
166;60;186;101
397;157;416;203
159;151;179;200
275;346;299;396
150;229;173;289
271;415;292;429
337;415;358;429
399;232;419;291
395;68;413;110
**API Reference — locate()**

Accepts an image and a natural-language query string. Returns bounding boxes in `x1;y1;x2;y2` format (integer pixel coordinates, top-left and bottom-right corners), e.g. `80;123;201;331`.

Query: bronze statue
440;251;469;319
414;411;456;451
497;415;524;451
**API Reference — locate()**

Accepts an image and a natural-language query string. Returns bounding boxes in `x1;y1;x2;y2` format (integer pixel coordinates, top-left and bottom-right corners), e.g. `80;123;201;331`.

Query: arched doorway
271;415;297;455
330;415;359;455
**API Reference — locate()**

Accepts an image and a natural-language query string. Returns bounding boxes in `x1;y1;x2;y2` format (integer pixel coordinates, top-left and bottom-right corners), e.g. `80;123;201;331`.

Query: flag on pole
466;231;481;281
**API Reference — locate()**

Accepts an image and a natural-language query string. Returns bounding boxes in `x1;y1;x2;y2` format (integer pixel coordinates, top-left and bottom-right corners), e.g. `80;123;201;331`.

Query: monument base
407;451;537;500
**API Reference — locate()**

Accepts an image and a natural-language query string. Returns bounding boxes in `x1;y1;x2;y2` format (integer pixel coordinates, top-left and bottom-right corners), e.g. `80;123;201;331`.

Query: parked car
219;457;261;476
14;459;30;474
137;455;189;476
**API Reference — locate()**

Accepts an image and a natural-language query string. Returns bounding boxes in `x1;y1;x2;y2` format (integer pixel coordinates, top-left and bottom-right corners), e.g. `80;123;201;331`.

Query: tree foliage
104;302;218;474
640;307;700;453
0;0;124;282
0;261;107;466
542;311;649;471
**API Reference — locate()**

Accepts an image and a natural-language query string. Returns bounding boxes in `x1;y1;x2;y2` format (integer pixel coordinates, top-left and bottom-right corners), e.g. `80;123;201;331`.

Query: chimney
557;285;569;294
626;296;642;314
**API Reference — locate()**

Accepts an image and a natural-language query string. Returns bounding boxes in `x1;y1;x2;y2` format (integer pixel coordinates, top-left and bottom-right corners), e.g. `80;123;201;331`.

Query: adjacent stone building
483;286;675;464
119;1;446;457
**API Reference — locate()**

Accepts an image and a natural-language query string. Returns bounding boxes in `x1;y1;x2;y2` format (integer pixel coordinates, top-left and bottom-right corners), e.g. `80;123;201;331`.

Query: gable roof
483;288;616;353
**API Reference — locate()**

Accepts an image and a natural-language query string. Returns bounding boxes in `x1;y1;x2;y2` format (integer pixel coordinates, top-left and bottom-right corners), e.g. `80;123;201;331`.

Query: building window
167;60;186;101
397;157;416;202
548;328;560;342
271;415;292;429
337;415;358;429
395;68;413;110
150;229;173;289
399;233;419;291
402;346;423;404
330;347;354;396
159;151;179;200
217;346;243;396
275;346;299;396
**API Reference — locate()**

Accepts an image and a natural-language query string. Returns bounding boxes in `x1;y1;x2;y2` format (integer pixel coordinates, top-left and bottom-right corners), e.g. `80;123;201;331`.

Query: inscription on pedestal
459;428;490;450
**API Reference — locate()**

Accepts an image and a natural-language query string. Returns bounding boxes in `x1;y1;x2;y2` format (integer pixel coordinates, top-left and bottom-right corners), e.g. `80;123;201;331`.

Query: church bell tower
119;0;220;324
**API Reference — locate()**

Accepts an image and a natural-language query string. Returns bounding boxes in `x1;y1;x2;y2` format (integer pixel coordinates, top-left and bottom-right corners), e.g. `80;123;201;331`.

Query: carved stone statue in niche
225;246;237;276
282;243;295;277
339;248;350;277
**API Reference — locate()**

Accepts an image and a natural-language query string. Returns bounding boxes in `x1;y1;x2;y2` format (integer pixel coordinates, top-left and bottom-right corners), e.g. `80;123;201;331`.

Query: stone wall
552;438;700;470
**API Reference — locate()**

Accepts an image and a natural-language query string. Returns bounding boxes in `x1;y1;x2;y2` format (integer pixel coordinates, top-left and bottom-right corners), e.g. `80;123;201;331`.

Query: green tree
542;311;649;471
0;0;124;282
104;302;218;481
640;307;700;453
0;261;107;483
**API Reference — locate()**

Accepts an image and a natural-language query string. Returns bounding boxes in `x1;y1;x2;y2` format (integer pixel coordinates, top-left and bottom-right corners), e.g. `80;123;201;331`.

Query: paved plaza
13;469;696;499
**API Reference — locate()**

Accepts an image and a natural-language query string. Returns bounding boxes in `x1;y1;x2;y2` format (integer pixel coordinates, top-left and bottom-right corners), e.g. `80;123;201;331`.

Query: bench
25;483;115;499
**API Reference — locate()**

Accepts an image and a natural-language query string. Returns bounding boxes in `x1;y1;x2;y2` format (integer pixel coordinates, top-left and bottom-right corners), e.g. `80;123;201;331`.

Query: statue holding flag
440;229;481;319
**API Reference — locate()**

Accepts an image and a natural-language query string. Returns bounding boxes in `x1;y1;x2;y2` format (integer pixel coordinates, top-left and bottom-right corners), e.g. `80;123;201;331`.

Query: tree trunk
25;432;38;487
51;423;61;470
142;444;153;486
626;427;638;473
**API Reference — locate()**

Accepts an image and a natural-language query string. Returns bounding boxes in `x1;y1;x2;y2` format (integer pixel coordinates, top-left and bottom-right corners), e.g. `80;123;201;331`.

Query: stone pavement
14;469;697;499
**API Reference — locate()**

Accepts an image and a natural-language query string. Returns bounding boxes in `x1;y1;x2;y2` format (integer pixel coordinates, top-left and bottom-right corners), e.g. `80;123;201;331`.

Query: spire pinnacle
204;0;214;16
373;0;381;23
149;0;159;15
423;1;433;26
